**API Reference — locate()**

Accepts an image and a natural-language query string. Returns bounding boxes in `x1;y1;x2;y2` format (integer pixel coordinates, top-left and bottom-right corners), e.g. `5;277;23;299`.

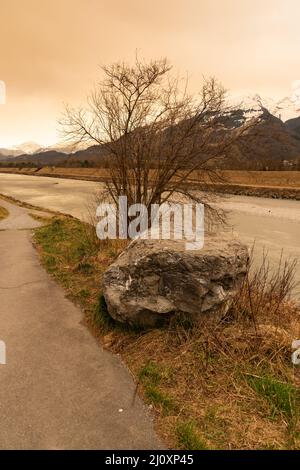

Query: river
0;172;299;298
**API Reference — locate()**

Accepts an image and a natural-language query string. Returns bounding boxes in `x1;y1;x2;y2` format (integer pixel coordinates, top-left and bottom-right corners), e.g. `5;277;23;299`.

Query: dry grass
0;205;9;220
33;215;300;450
115;305;300;449
33;216;128;329
1;167;300;188
220;170;300;188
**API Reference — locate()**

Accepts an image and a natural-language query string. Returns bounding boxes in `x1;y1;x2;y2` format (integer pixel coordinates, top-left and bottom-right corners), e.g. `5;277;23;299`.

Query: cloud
0;81;6;105
291;80;300;103
1;0;300;145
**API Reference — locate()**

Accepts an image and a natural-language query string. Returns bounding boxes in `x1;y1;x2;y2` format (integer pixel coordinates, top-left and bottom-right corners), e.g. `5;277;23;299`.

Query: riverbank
1;168;300;200
1;172;299;295
32;212;300;449
1;190;300;448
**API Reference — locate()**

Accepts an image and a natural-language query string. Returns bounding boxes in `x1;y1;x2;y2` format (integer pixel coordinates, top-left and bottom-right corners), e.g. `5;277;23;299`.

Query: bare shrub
227;250;298;332
61;56;261;225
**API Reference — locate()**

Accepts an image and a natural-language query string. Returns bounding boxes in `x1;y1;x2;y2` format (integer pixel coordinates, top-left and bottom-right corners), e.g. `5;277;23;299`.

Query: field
1;167;300;186
212;170;300;188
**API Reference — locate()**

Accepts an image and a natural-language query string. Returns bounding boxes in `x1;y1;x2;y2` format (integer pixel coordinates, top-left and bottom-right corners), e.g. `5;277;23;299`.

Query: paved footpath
0;199;163;449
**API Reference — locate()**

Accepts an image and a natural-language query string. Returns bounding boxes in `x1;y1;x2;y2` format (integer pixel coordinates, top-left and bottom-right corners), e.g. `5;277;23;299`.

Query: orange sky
0;0;300;147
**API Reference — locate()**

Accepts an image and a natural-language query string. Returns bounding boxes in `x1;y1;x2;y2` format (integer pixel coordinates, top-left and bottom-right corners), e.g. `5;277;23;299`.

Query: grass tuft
247;374;300;420
139;361;162;385
176;421;209;450
145;385;175;415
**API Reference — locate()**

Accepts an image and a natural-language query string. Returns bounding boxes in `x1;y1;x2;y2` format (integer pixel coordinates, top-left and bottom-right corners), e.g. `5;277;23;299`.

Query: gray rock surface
103;234;249;328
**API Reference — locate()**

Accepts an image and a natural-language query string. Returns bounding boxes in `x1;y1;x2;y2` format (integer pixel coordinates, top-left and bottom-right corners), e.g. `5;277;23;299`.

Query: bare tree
61;57;260;219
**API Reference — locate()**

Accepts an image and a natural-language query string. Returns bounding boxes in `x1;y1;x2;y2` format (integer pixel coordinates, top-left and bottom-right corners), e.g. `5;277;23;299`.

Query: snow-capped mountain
228;81;300;123
269;95;300;122
0;141;89;158
0;141;43;157
40;142;90;154
1;85;300;169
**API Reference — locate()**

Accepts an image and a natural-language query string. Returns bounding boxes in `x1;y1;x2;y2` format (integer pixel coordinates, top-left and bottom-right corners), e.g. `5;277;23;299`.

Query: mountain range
0;141;87;158
1;93;300;170
229;90;300;122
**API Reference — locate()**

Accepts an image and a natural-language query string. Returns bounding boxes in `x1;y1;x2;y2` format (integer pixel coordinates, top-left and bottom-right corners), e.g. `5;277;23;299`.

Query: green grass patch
247;374;300;420
176;421;209;450
145;385;175;415
139;361;176;414
139;361;162;385
34;217;114;328
35;217;98;261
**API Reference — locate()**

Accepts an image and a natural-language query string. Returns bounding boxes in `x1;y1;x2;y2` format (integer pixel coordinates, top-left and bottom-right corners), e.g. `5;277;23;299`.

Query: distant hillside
285;116;300;138
1;109;300;170
0;141;88;160
226;110;300;169
11;150;69;166
0;142;42;158
67;144;110;165
0;148;22;158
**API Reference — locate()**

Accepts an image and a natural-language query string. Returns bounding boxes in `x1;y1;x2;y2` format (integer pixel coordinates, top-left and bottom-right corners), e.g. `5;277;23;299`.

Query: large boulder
103;233;249;328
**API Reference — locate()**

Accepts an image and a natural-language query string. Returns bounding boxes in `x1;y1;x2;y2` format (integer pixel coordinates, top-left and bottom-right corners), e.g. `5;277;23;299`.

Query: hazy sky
1;0;300;147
